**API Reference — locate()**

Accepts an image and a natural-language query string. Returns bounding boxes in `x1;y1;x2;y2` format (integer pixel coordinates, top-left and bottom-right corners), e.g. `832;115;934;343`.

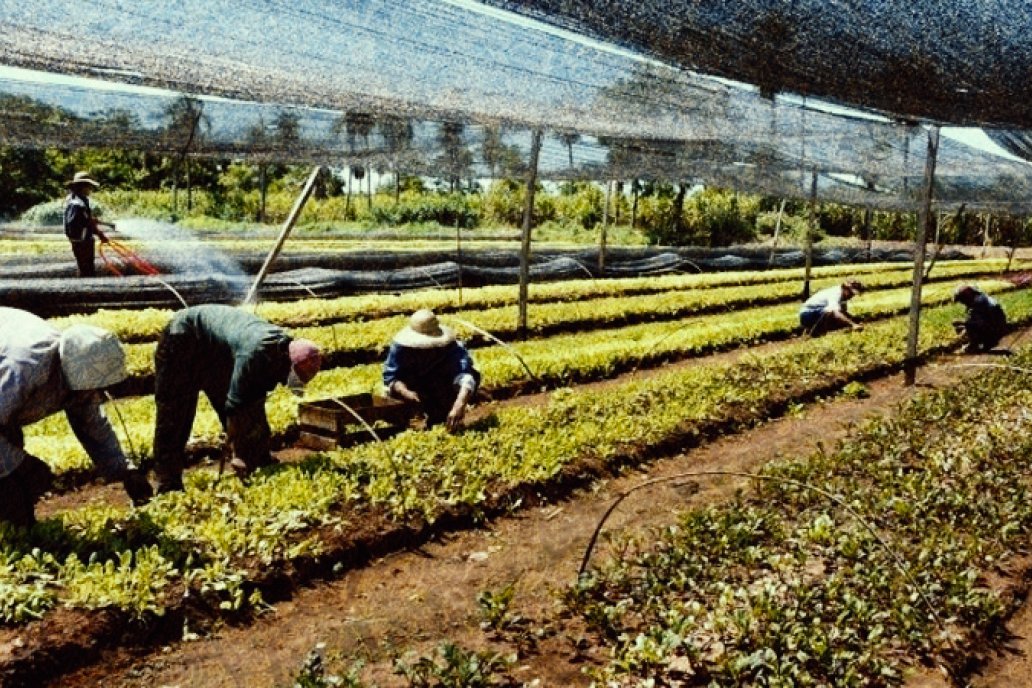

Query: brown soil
45;333;1030;688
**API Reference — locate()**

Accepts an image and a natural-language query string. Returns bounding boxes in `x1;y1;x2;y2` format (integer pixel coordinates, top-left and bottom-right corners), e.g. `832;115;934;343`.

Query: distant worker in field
799;279;865;336
0;307;152;526
384;309;480;432
151;304;322;494
952;284;1008;353
64;171;115;277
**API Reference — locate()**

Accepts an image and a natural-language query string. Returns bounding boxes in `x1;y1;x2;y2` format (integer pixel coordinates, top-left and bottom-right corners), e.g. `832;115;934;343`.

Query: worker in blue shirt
953;284;1007;353
383;310;480;431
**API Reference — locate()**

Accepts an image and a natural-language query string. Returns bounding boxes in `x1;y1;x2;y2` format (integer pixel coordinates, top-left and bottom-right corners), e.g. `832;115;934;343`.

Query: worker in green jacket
151;305;322;494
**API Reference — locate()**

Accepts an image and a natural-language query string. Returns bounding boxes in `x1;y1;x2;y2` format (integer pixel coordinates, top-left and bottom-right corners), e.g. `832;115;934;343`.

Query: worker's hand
121;468;153;506
445;403;467;432
851;323;864;332
399;388;420;404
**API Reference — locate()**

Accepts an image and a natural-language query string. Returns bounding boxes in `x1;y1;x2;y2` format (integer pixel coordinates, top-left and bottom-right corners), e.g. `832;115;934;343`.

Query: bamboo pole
802;170;817;300
599;179;612;274
904;126;940;386
243;166;321;305
768;198;786;266
518;130;543;339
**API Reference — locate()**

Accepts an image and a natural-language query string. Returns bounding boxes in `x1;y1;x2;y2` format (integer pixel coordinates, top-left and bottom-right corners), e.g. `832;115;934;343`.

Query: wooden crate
298;393;417;449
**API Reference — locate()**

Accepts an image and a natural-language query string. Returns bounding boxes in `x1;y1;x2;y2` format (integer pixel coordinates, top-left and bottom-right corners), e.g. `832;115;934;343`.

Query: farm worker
952;284;1007;353
64;171;115;278
0;307;153;527
799;279;864;336
383;309;480;431
151;304;322;494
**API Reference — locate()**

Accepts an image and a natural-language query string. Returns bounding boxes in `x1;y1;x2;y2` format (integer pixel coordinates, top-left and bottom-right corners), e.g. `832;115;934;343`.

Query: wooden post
244;166;321;305
518;130;543;339
455;213;463;306
802;170;817;300
982;214;991;258
768;198;786;266
599;180;612;274
904;126;940;386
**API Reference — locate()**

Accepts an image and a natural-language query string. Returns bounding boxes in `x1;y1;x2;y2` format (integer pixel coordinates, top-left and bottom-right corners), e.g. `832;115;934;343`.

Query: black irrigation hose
578;469;956;652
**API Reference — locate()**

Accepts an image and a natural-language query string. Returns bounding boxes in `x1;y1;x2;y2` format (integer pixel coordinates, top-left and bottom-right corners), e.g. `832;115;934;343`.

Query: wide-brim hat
66;171;100;189
59;325;127;390
393;309;456;349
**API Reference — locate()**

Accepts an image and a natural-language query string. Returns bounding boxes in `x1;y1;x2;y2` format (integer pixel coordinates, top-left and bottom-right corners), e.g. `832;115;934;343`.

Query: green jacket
166;305;292;414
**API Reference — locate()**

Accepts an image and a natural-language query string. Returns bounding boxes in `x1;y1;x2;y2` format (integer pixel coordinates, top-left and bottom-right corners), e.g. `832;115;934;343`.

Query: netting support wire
599;179;611;275
905;126;941;386
802;170;817;300
244;165;322;305
455;213;463;306
518;130;543;340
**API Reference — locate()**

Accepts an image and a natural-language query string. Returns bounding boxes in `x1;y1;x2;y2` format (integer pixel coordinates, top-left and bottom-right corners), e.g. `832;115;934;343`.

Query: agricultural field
3;256;1032;688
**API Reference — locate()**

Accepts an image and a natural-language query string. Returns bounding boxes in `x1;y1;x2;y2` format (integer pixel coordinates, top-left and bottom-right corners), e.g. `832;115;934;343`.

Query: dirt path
49;336;1023;688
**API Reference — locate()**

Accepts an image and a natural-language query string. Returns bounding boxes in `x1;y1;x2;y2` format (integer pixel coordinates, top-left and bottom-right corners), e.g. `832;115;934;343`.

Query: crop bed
24;276;1018;483
3;287;1032;686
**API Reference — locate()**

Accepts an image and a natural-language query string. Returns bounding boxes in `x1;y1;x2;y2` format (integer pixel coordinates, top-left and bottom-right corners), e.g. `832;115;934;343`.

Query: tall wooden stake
904;126;940;386
802;170;817;300
768;198;786;266
244;166;321;305
599;180;612;274
518;130;543;339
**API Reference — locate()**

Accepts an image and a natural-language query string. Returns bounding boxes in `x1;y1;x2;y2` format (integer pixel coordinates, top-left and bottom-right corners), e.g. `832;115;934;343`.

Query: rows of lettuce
2;289;1032;629
51;259;1008;344
552;352;1032;686
60;260;1016;382
27;279;1016;477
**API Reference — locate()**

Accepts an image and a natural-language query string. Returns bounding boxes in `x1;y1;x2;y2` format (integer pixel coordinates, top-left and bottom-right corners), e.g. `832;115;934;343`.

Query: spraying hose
447;316;540;383
98;240;161;277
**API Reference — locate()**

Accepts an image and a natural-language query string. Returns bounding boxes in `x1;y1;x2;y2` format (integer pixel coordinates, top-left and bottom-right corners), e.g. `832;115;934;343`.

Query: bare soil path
49;330;1030;688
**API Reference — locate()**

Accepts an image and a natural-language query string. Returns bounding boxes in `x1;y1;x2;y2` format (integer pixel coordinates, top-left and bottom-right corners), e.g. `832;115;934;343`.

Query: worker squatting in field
383;309;481;432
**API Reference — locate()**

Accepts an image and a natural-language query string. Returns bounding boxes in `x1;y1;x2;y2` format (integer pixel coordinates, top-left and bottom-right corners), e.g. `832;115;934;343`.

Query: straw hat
393;309;456;349
58;325;126;390
66;171;100;189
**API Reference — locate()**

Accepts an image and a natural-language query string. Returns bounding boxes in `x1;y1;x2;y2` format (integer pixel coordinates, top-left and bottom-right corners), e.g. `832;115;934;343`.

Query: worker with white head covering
0;307;152;526
152;304;322;493
383;309;481;431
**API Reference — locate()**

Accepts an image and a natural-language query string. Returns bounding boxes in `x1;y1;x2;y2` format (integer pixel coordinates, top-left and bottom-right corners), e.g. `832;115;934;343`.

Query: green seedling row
4;288;1032;629
25;279;1017;477
52;260;1008;343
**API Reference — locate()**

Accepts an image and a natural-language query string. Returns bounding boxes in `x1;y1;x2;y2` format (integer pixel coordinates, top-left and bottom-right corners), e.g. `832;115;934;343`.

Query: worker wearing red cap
952;284;1007;353
151;304;322;493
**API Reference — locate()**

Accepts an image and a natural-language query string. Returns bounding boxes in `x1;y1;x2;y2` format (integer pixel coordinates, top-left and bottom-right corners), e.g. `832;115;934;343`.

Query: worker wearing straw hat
64;171;115;277
0;307;152;526
799;279;865;336
952;284;1008;353
383;309;480;431
151;305;322;494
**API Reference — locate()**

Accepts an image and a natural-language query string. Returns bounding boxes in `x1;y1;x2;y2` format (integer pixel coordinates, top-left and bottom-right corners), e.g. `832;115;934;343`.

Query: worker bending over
383;309;480;431
799;279;864;336
953;284;1007;353
152;304;322;493
0;307;152;526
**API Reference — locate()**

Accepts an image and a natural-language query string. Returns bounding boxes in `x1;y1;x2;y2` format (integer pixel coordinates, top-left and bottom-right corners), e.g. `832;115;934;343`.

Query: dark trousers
153;330;271;487
70;239;96;277
0;426;55;527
